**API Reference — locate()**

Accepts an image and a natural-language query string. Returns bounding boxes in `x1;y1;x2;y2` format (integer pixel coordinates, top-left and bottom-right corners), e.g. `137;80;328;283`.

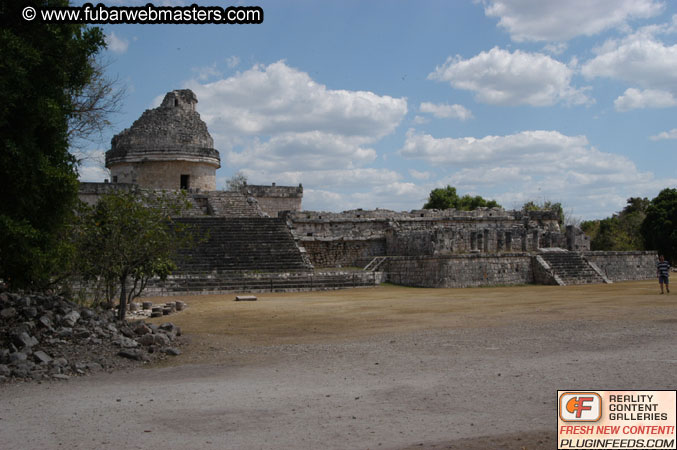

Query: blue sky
77;0;677;219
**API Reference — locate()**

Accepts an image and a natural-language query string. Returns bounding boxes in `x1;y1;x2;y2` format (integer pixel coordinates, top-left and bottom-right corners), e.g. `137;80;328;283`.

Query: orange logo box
559;392;603;422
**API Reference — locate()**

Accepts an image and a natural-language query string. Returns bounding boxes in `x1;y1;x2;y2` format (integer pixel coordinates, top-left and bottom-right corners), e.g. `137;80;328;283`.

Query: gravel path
1;283;676;449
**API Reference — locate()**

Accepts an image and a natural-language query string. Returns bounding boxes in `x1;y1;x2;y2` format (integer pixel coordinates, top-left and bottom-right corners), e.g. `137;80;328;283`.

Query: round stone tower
105;89;220;191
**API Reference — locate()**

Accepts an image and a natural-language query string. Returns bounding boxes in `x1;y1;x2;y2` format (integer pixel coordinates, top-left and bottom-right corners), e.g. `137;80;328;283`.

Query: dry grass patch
140;280;671;366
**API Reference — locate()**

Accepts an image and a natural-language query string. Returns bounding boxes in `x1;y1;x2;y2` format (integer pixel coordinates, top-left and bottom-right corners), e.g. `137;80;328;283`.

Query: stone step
172;217;310;273
540;252;605;285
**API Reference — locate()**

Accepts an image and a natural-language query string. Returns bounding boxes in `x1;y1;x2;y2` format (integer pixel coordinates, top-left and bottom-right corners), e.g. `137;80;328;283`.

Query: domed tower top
105;89;220;191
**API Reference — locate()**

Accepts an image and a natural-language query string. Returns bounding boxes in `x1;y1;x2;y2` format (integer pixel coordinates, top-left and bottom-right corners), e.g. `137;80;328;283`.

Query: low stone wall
582;251;657;281
301;239;386;268
143;270;385;296
386;254;533;288
78;182;136;206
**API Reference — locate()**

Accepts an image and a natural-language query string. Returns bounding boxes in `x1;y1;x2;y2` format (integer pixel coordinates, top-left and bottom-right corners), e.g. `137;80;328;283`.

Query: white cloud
614;88;677;111
225;56;240;68
543;42;568;55
581;33;677;91
650;128;677;140
241;168;401;190
183;61;411;211
189;61;407;138
226;132;377;172
428;47;591;106
302;181;429;212
400;129;676;218
105;32;129;54
482;0;663;42
409;169;432;180
419;102;473;121
192;63;222;82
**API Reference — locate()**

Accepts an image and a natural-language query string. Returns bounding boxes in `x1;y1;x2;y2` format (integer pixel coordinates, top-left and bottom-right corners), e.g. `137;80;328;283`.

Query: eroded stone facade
286;208;587;268
105;89;220;191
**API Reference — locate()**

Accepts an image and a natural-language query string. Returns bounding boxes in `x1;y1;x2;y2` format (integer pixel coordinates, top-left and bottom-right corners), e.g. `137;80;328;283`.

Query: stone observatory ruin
105;89;221;191
79;88;658;296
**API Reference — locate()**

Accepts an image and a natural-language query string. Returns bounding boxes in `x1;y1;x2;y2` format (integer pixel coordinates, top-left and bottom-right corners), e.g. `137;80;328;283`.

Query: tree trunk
118;274;127;320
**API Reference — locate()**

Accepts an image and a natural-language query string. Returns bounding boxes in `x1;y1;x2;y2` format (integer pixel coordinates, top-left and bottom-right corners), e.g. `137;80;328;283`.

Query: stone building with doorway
105;89;221;191
79;88;656;295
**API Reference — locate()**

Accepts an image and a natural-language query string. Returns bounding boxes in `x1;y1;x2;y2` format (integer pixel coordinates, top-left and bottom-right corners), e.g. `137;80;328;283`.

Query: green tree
581;197;649;251
0;1;106;288
423;186;500;210
641;188;677;262
72;190;193;319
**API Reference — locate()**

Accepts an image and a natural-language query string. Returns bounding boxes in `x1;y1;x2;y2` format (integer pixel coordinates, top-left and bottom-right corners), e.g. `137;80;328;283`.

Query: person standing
657;255;670;294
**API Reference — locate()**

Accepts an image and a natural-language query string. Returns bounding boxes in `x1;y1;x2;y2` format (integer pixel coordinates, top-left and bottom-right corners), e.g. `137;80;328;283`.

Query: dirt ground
1;281;676;449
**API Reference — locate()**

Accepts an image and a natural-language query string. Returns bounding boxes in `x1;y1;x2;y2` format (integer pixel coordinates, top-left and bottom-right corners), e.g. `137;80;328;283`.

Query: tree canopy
71;190;193;319
640;188;677;261
0;1;106;288
581;197;649;251
423;186;501;210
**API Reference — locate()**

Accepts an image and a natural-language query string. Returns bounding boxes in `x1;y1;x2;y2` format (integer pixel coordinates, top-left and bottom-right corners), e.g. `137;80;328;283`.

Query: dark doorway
180;174;190;190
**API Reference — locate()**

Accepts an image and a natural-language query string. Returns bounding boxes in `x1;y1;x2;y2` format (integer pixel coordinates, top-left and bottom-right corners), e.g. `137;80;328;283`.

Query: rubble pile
0;291;184;382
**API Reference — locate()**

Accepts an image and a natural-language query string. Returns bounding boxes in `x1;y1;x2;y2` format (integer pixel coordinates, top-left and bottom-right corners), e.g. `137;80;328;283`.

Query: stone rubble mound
0;291;184;382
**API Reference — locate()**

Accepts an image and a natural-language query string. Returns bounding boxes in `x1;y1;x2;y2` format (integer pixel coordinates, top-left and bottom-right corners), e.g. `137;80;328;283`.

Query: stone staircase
141;216;385;295
538;251;608;285
174;217;310;274
204;192;267;217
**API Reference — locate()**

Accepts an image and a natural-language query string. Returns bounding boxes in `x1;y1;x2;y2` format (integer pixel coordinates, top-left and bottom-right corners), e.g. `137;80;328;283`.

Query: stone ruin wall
583;251;657;281
241;184;303;218
385;254;534;288
385;251;658;288
301;239;386;268
287;208;582;268
385;219;566;256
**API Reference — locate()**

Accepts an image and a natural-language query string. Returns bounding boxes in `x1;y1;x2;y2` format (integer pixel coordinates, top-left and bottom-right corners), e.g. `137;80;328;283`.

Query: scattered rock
62;310;80;327
117;349;150;362
33;351;52;364
38;315;53;330
73;328;91;339
56;327;73;338
12;332;38;349
0;290;184;382
153;333;170;347
137;334;155;346
0;308;17;319
134;323;151;336
115;336;139;349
